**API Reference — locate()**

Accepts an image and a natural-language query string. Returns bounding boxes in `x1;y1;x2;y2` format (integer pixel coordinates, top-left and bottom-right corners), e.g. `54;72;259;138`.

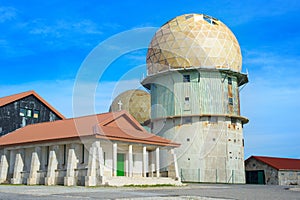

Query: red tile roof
0;111;179;147
246;156;300;170
0;90;65;119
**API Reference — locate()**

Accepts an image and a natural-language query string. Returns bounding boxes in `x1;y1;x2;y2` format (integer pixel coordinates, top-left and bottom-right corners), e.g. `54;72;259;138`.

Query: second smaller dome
109;89;150;125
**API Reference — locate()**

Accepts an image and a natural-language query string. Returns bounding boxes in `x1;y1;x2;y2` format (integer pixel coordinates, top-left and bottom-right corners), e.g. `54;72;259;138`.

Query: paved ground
0;184;299;200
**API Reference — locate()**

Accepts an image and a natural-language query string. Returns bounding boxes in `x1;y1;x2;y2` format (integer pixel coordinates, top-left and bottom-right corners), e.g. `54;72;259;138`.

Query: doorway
246;170;265;184
117;153;125;176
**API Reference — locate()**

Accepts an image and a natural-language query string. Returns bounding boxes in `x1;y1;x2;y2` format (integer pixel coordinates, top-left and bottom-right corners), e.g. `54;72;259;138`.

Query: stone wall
278;170;300;186
245;157;278;185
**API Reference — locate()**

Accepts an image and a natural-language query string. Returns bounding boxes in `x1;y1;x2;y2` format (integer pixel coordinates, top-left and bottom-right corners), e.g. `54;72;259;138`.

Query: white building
0;111;181;186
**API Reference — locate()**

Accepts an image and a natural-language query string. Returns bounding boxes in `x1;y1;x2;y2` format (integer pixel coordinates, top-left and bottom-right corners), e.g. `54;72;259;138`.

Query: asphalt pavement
0;183;299;200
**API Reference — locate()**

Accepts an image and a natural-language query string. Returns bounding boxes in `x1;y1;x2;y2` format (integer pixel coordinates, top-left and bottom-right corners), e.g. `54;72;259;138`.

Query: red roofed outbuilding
245;156;300;185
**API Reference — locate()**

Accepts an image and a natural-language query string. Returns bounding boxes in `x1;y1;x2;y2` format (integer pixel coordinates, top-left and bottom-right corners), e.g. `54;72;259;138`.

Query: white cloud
0;7;16;23
25;19;102;37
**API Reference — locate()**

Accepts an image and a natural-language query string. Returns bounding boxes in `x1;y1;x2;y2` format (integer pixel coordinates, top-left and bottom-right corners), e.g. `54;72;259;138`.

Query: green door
117;153;125;176
257;171;265;184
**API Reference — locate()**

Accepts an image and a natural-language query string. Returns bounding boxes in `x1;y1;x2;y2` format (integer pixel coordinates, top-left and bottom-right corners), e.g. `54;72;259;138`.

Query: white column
11;153;24;184
27;151;41;185
0;154;8;183
142;146;147;177
9;150;16;174
128;145;133;177
156;147;160;178
64;149;78;186
85;141;105;186
171;149;180;181
45;150;58;185
113;143;117;176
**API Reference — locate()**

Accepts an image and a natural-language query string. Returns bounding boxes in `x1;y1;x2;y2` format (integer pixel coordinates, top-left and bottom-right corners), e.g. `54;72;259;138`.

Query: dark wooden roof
0;90;65;119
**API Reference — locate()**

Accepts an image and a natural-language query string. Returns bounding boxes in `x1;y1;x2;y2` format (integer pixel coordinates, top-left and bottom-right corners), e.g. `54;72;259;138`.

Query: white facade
0;138;181;186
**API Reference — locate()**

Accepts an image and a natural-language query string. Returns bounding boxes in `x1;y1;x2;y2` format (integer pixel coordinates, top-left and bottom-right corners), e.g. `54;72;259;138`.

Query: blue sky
0;0;299;159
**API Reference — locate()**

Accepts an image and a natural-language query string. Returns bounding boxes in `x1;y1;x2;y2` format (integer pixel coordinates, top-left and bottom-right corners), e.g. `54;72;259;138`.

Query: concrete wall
155;116;245;183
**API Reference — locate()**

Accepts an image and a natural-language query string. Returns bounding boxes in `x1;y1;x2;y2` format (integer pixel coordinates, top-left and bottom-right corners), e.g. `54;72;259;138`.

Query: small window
133;154;136;167
184;96;190;110
228;77;232;85
231;118;237;124
20;108;26;117
103;152;106;166
183;74;190;82
33;110;39;119
209;116;218;123
63;144;67;165
81;144;85;164
229;97;233;105
45;146;49;166
183;117;192;124
27;109;32;117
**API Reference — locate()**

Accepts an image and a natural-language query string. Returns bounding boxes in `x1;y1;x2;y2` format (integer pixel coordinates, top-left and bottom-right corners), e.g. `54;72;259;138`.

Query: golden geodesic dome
146;14;242;75
109;89;150;124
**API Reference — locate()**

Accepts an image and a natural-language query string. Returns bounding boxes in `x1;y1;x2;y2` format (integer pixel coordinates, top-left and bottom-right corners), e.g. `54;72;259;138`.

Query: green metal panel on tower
150;70;240;119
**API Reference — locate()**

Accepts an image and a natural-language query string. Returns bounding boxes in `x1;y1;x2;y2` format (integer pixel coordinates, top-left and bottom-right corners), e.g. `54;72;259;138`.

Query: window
229;97;233;105
184;96;190;110
19;108;26;117
81;144;85;164
209;116;218;123
231;118;237;124
33;110;39;119
133;154;136;167
103;152;106;166
63;144;67;165
183;117;192;124
45;146;49;166
183;74;190;82
27;109;32;117
228;77;232;85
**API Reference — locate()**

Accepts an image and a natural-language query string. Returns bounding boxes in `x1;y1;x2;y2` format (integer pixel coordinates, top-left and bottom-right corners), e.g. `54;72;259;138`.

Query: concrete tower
142;14;249;183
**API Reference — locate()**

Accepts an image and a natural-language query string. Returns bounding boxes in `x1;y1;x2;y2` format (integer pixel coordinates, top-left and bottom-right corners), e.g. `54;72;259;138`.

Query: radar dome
146;13;242;75
109;90;150;124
